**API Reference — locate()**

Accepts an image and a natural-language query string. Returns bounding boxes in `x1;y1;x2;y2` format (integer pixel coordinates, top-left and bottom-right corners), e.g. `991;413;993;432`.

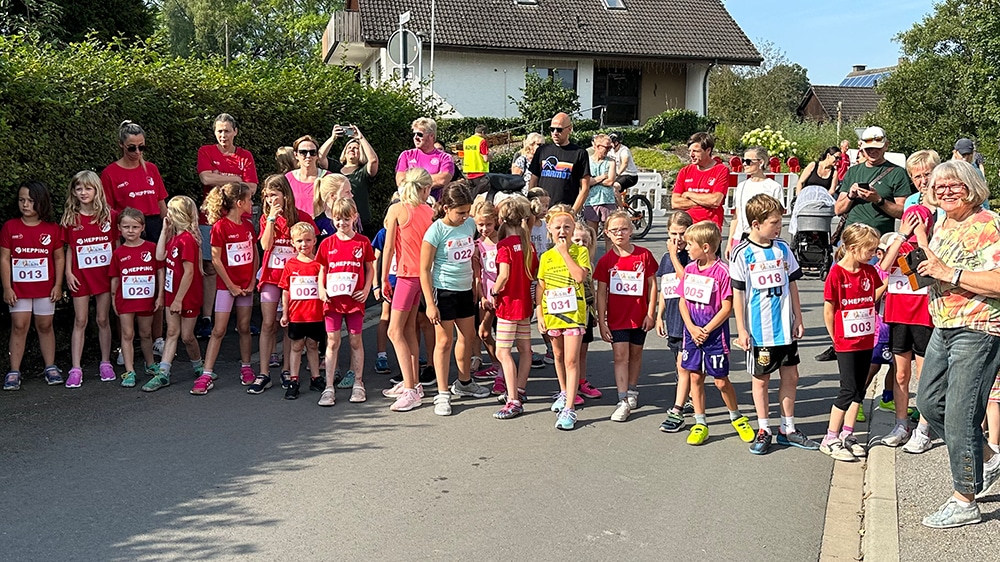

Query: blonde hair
905;149;940;175
412;117;437;137
574;221;597;258
289;221;316;240
497;195;535;279
330;197;358;220
471;199;498;223
527;187;550;217
398;168;432;206
339;139;368;166
686;221;722;253
316;174;350;217
61;170;112;228
521;132;544;156
202;182;252;224
166;196;201;246
667;210;693;229
275;146;297;174
835;223;880;261
744;193;784;225
604;210;633;232
260;174;300;225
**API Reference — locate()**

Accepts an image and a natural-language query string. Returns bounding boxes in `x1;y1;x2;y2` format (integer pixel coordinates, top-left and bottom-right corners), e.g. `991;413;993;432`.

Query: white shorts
10;297;56;316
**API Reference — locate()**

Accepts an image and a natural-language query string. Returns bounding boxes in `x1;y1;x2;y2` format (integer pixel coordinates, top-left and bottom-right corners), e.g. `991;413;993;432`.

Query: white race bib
887;268;927;295
164;268;175;293
269;245;296;270
545;286;578;314
683;274;714;305
841;307;876;337
661;273;680;300
290;276;319;300
326;271;359;296
483;249;498;274
389;255;398;276
122;275;155;300
77;242;112;270
12;258;48;282
749;259;785;290
447;236;474;263
610;269;643;296
226;240;253;266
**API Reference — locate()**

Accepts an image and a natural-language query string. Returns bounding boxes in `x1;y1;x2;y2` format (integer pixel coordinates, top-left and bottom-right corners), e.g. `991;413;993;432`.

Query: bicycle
596;189;654;241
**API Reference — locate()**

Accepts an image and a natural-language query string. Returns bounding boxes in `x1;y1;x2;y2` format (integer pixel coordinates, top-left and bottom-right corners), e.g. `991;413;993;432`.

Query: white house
322;0;761;125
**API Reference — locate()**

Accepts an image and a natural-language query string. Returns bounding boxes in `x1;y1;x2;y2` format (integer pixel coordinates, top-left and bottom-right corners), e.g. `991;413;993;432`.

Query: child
196;182;258;395
279;222;325;400
573;222;602;402
381;168;434;411
370;225;395;375
861;240;894;423
537;204;591;430
61;171;117;387
314;174;358;241
820;223;883;462
472;200;500;380
421;182;492;416
492;196;538;419
317;198;375;405
145;196;204;392
595;211;658;422
1;180;65;390
730;194;819;454
527;186;553;368
110;208;160;387
657;211;693;432
676;221;753;446
258;174;317;390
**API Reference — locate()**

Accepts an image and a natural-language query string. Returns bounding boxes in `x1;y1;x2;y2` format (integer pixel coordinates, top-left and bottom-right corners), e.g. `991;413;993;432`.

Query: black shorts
667;335;683;353
583;314;596;344
617;174;638;191
751;342;800;376
288;321;325;343
611;327;647;346
434;289;476;321
889;323;932;357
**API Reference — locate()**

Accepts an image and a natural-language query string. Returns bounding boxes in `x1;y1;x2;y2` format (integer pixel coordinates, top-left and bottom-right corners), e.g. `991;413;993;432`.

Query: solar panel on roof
839;71;891;87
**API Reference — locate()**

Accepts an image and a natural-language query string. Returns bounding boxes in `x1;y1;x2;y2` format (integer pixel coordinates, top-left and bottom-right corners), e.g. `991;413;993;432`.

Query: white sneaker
116;348;125;366
318;388;336;407
152;338;165;357
902;429;932;454
626;390;639;409
611;399;631;422
433;393;452;416
881;424;911;447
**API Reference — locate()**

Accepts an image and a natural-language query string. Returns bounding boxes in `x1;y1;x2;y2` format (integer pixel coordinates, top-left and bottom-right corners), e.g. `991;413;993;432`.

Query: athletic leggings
834;349;873;411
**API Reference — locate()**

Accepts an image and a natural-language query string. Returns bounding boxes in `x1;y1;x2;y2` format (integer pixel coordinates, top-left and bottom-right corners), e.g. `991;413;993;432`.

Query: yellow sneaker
856;407;866;423
731;416;756;443
687;423;710;445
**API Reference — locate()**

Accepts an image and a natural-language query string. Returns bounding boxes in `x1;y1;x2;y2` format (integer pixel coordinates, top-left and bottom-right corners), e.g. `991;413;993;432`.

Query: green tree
512;71;581;131
0;0;63;37
55;0;156;43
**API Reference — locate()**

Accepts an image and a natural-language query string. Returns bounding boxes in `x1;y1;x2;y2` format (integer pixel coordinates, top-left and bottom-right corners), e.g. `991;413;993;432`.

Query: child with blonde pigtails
471;199;501;380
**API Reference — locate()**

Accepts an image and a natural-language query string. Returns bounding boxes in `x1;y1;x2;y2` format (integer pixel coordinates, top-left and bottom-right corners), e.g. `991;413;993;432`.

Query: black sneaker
247;374;272;395
279;370;292;389
815;346;837;362
284;380;300;400
659;410;685;433
309;377;325;392
419;365;436;386
195;317;213;340
682;399;695;415
388;374;403;385
531;353;545;369
749;429;773;455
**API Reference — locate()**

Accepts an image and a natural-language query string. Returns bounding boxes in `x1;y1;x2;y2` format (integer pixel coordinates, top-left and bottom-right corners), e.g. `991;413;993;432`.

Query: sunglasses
549;127;565;133
126;144;146;153
298;149;318;157
412;131;424;138
862;135;886;143
742;158;758;165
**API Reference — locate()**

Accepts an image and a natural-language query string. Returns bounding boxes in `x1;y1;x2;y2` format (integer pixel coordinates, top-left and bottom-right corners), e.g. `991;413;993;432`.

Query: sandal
3;371;22;391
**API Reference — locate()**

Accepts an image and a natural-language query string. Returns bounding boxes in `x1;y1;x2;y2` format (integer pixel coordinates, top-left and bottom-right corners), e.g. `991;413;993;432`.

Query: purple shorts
681;326;730;378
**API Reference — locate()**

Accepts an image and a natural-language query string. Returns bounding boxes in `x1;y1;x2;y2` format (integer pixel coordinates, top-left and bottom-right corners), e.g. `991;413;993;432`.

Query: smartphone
341;126;355;137
858;182;870;190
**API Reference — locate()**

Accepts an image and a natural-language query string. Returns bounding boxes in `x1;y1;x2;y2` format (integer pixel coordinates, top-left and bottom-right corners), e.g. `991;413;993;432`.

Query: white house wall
421;51;526;118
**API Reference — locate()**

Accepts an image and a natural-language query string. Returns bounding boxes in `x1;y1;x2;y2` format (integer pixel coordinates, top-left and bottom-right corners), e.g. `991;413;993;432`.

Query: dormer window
515;0;538;5
602;0;626;9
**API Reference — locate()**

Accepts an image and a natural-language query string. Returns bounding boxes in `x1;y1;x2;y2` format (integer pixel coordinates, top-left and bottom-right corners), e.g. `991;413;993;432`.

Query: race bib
122;275;154;300
164;268;175;293
749;259;785;290
290;276;319;300
841;307;876;337
887;268;927;295
12;258;48;282
610;269;643;296
77;243;112;270
683;274;714;305
483;249;498;274
661;273;680;300
269;245;296;270
226;240;253;266
389;255;398;276
326;271;358;296
447;236;474;263
545;286;578;314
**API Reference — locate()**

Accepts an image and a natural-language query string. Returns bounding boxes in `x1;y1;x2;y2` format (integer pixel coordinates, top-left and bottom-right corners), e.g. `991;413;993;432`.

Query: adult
286;135;328;218
195;113;258;339
914;160;1000;529
511;133;544;183
670;132;729;229
609;132;639;207
795;146;840;197
583;133;617;245
903;149;941;210
336;127;379;231
836;139;852;182
316;125;348;174
952;138;986;178
727;146;783;256
528;112;591;212
395;117;455;201
462;125;490;180
100;120;168;241
834;126;912;236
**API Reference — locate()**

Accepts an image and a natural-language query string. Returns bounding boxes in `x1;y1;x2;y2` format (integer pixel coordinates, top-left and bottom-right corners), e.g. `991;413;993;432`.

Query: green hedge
0;36;432;227
569;109;712;148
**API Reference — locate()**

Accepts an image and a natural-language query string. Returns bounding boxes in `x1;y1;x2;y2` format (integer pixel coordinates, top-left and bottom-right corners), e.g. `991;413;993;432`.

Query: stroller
790;185;836;279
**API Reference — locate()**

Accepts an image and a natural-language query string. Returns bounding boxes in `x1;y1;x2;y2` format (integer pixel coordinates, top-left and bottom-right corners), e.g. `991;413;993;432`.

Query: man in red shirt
837;139;852;183
670;132;729;228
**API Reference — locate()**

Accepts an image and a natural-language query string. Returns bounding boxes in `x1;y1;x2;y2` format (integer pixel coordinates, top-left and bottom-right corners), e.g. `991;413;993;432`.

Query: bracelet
952;268;963;285
266;216;276;222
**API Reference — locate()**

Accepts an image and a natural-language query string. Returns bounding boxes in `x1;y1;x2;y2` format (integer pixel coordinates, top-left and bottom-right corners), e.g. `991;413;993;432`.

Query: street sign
387;29;420;66
399;11;411;25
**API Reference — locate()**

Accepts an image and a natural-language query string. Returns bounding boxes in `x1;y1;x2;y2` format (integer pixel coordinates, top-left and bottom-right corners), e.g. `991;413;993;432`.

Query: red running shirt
279;257;324;323
594;245;658;330
673;163;730;227
0;219;63;299
494;235;538;321
824;263;883;352
100;162;168;216
316;232;375;314
63;211;118;297
210;217;256;291
110;241;160;314
164;230;203;311
258;213;317;288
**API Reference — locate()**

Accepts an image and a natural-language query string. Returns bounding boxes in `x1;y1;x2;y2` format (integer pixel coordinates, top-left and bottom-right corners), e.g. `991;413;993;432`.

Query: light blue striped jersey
728;238;802;347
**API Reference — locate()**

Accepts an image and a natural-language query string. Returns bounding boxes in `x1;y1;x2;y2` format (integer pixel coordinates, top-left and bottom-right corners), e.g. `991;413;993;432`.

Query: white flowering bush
740;125;799;162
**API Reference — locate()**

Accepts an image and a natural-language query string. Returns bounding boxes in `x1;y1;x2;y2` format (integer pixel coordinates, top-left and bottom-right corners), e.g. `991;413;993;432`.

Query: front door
593;67;640;126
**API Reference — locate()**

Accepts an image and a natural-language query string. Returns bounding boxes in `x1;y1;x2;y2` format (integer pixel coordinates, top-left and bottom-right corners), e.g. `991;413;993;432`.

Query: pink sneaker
390;388;422;411
191;374;214;395
492;373;506;395
65;367;83;388
99;361;116;382
240;365;255;386
383;382;423;399
573;393;585;406
473;365;498;381
578;379;602;399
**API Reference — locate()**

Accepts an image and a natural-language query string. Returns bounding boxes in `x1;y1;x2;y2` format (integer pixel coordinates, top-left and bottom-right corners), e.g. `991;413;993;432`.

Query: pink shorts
545;327;585;337
325;310;364;334
259;283;281;304
215;289;253;313
9;297;55;316
391;276;422;311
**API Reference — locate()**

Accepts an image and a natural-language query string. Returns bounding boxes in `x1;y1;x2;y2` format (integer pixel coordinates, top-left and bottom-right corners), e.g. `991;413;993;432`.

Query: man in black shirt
528;112;591;213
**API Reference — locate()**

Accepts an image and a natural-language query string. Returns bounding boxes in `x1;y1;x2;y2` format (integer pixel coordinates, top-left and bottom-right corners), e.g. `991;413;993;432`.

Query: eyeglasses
742;158;758;165
412;131;424;138
910;172;932;182
862;135;886;143
596;144;612;149
549;127;565;133
606;227;630;235
126;144;146;153
934;182;967;193
297;149;317;157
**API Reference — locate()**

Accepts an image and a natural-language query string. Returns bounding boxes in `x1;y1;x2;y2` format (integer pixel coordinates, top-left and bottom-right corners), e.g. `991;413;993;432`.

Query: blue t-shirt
423;217;476;291
656;249;689;338
314;214;335;245
371;227;396;288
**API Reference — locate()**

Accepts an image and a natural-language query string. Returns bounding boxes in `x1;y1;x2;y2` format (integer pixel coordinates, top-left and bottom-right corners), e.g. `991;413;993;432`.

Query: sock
191;359;203;370
628;384;638;392
824;429;839;444
985;454;1000;472
694;414;708;426
671;405;684;414
758;418;771;433
511;399;522;406
840;425;854;440
781;416;795;434
618;391;629;401
954;498;973;508
159;362;172;376
882;389;893;402
990;443;1000;455
241;362;250;369
728;409;741;422
917;422;930;435
202;370;213;378
895;418;908;428
516;387;526;396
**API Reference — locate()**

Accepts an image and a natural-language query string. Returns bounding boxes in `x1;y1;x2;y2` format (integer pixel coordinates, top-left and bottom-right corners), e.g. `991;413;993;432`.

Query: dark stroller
790;185;835;279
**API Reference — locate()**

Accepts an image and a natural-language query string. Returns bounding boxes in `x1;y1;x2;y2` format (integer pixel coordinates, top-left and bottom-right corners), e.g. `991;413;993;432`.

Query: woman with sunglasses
795;147;840;197
286;135;329;218
101;121;169;242
726;146;784;258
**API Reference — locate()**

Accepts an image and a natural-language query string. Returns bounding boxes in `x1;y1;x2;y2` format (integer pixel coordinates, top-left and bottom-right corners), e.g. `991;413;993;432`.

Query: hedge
0;36;432;228
569;109;713;148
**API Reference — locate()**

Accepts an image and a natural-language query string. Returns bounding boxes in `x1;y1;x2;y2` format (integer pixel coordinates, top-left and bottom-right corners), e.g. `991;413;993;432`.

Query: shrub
632;148;683;172
741;126;798;161
643;109;714;144
512;72;581;129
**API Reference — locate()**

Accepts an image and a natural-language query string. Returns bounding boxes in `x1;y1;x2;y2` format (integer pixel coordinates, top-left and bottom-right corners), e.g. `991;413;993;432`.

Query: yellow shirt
538;245;590;329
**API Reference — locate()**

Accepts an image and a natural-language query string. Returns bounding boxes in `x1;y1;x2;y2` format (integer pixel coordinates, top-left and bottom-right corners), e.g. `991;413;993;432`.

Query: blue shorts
871;341;893;365
681;326;730;378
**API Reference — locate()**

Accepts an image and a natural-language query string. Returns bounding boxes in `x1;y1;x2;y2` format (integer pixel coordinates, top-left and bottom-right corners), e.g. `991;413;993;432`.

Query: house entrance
593;68;640;126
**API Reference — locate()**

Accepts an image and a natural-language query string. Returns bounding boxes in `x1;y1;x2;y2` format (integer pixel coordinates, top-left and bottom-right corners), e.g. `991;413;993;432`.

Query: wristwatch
952;268;963;285
875;196;885;207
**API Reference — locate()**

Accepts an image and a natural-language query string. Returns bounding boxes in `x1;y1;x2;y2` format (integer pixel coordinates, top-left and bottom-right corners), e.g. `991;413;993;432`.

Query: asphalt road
0;226;841;562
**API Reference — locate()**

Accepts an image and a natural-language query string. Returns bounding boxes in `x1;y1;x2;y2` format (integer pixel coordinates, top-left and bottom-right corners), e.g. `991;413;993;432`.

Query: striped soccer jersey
728;238;803;347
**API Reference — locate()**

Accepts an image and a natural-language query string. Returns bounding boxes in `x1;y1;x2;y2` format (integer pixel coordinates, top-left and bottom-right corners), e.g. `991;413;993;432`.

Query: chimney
852;64;866;73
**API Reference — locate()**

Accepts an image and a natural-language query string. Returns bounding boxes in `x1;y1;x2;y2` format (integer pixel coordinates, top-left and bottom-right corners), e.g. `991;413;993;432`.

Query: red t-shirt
0;219;62;299
837;151;851;182
594;245;658;330
110;241;160;314
316;232;375;314
100;162;168;216
673;163;729;227
824;263;883;352
883;241;932;327
258;213;317;288
197;145;258;225
494;235;538;321
164;230;203;311
210;217;256;291
279;257;324;323
63;211;118;297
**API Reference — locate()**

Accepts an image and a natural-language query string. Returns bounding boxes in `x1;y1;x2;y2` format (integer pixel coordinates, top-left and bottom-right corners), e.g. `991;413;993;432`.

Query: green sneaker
909;406;921;423
144;362;159;377
193;360;206;377
877;399;895;412
336;370;355;389
142;373;170;392
856;407;866;423
121;371;136;388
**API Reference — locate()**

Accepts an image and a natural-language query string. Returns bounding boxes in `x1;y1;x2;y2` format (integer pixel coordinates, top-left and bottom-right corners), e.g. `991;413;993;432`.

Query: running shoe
383;382;424;399
99;361;116;382
374;355;390;374
492;373;506;396
578;380;602;399
470;355;483;373
611;400;631;422
152;338;165;357
419;365;437;386
881;424;911;447
279;370;292;389
142;372;170;392
902;430;932;454
121;371;136;388
856;407;866;423
531;353;545;369
247;374;272;395
921;497;981;529
976;460;1000;499
336;370;356;389
309;377;325;392
318;388;336;407
731;416;756;443
433;393;452;416
555;408;577;430
350;384;367;403
3;371;21;391
473;365;498;381
497;390;528;404
240;365;255;386
451;379;490;399
269;353;281;368
909;407;921;424
544;350;555;364
877;398;895;413
749;429;772;455
390;388;422;411
190;374;214;395
494;401;524;420
843;435;867;458
686;423;709;445
43;366;63;386
777;430;820;450
249;323;260;336
195;317;213;339
820;440;857;462
659;411;685;433
116;348;125;366
550;391;567;412
284;380;300;400
815;346;837;362
682;399;694;415
626;390;639;409
65;367;83;389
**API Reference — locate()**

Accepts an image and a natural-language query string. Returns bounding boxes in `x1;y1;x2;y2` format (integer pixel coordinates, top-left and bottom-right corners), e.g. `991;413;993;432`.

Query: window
602;0;626;9
527;60;578;91
515;0;538;4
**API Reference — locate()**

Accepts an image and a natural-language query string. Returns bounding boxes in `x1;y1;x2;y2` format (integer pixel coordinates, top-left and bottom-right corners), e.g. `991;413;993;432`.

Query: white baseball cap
859;126;887;149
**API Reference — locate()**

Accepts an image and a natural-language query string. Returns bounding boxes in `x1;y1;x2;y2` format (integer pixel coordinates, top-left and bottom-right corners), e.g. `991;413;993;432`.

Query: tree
55;0;156;43
512;71;581;131
0;0;63;37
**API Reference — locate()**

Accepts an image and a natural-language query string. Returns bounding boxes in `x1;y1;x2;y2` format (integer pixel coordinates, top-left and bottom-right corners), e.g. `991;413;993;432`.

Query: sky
723;0;938;85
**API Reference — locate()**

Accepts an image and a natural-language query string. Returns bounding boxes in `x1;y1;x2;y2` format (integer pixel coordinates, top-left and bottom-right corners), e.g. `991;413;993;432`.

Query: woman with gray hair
913;159;1000;528
511;132;544;183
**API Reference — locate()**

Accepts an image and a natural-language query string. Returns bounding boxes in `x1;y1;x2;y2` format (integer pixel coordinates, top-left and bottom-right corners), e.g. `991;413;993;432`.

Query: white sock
728;409;741;422
990;442;1000;455
781;416;795;434
758;418;770;433
986;454;1000;472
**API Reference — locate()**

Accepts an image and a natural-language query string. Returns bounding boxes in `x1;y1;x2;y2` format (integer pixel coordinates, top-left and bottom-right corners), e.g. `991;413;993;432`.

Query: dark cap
954;138;975;155
608;132;621;143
